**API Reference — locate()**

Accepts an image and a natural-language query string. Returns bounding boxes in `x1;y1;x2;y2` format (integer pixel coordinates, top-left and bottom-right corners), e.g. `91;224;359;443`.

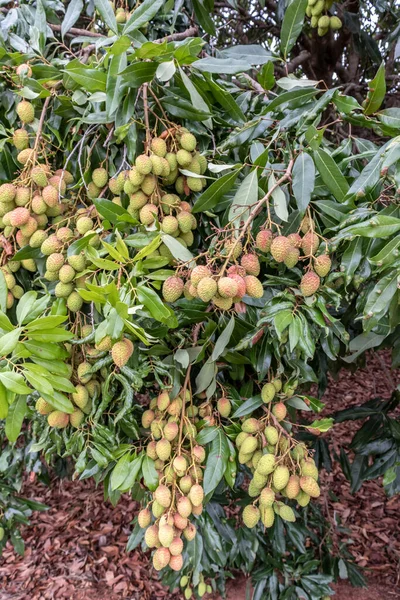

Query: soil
0;351;399;600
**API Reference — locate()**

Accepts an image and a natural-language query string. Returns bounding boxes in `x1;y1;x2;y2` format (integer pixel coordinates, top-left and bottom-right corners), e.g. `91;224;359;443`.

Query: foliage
0;0;399;597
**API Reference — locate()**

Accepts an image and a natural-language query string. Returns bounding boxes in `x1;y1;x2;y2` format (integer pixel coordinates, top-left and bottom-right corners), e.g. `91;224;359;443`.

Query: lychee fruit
256;454;276;475
169;537;183;557
154;485;171;508
190;265;211;287
242;505;260;528
16;100;35;124
241;253;260;276
177;496;192;518
70;409;85;428
217;397;231;417
111;338;134;367
180;132;197;152
144;524;159;547
188;484;204;507
169;553;183;571
260;487;275;507
288;232;302;248
47;411;69;428
139;203;158;225
35;397;53;415
300;271;320;297
12;129;29;150
136;154;153;175
162;276;184;303
92;167;108;188
153;547;170;571
17;148;34;165
270;236;291;262
9;207;30;228
197;277;217;302
284;247;300;268
301;231;319;256
244;275;263;298
261;382;275;403
218;277;238;299
300;476;320;498
314;254;331;277
138;508;151;528
272;402;287;421
151;137;167;157
273;465;290;490
256;229;273;253
176;149;192;167
183;522;196;541
156;438;172;461
212;295;232;310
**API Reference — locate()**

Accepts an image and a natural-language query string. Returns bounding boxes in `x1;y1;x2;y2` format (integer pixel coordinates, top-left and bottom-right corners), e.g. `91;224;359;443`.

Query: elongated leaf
0;371;31;394
120;61;158;87
41;390;75;414
5;395;26;442
123;0;164;34
65;67;107;93
377;108;400;129
192;169;240;213
137;285;171;322
292;152;315;212
269;173;287;221
364;62;386;116
313;148;349;202
179;66;212;129
94;0;118;33
161;234;194;263
364;272;398;318
231;395;263;418
111;453;131;491
0;270;7;313
61;0;83;38
194;58;251;74
142;455;158;491
0;328;21;355
280;0;308;58
211;316;235;361
229;170;258;229
203;429;229;495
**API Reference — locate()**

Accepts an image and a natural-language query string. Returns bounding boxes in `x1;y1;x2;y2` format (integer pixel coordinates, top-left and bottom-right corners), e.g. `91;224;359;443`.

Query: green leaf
118;454;143;492
229;170;258;230
41;390;75;414
266;88;319;113
203;429;229;495
274;310;292;336
231;395;263;418
280;0;308;58
377;108;400;130
364;272;398;318
156;60;176;82
369;235;400;266
106;52;127;117
111;453;132;491
192;169;240;213
191;0;216;36
161;234;194;263
142;454;158;492
269;173;287;221
5;395;26;442
62;0;84;37
313;148;349;202
94;198;132;224
346;151;385;198
292;153;315;213
0;270;7;313
343;332;386;363
94;0;118;33
123;0;164;34
193;58;251;74
0;328;21;355
24;370;54;396
0;371;31;394
67;232;97;257
0;381;9;419
211;316;235;361
179;66;212;129
364;62;386;116
307;418;334;433
65;67;107;93
137;285;171;323
195;360;216;395
120;61;158;87
25;315;67;331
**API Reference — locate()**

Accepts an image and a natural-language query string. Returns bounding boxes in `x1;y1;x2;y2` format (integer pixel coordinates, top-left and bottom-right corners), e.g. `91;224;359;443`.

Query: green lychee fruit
144;524;159;547
156;438;172;461
136;154;152;175
296;491;311;507
196;276;217;302
180;132;197;152
139;203;158;225
273;465;290;490
12;129;29;150
186;177;202;192
270;236;291;262
241;253;260;276
16;100;35;123
31;166;48;187
67;291;83;312
217;397;231;418
76;217;94;235
92;167;108;188
314;254;331;277
243;505;260;528
284;247;300;268
264;426;279;445
47;410;69;428
260;487;275;507
154;484;172;508
301;231;319;255
280;504;296;522
257;453;276;475
244;275;263;298
77;362;92;384
151;137;167;157
35;397;53;415
286;475;301;499
176;149;192;167
261;506;275;528
300;476;320;497
188;483;204;507
330;15;342;29
111;338;134;367
70;409;85;428
162;276;184;302
261;382;275;403
68;254;86;271
190;265;211;287
241;418;261;433
17;148;34;165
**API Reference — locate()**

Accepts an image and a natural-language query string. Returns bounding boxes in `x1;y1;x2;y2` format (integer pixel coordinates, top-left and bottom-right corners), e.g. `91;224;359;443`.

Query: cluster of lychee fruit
237;413;321;529
139;388;208;573
305;0;342;36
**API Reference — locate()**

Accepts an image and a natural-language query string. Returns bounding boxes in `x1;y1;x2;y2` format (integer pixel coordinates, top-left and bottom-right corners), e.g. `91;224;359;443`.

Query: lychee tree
0;0;399;598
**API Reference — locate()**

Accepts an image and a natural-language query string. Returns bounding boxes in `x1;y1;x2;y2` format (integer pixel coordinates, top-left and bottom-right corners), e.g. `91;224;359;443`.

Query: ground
0;352;399;599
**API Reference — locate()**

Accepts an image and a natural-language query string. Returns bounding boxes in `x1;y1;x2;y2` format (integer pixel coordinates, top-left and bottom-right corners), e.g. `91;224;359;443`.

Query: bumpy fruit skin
189;484;204;507
177;496;192;518
48;411;69;428
297;491;311;507
241;254;260;276
169;554;183;571
77;362;92;384
156;438;172;461
241;418;261;434
301;231;319;255
261;382;275;403
260;487;275;507
138;508;151;528
217;397;231;417
162;276;184;302
35;397;53;415
301;459;319;480
243;505;260;528
270;236;291;262
280;505;296;522
197;277;217;302
218;276;238;299
13;129;29;150
70;409;85;428
265;425;279;446
212;294;233;310
273;465;290;490
153;547;171;571
16;101;35;124
180;132;197;152
155;484;172;508
67;291;83;313
286;475;301;499
257;454;275;475
244;275;263;298
136;154;153;175
300;271;320;297
284;247;300;268
9;207;30;228
144;525;159;547
272;402;287;421
288;233;302;248
151;137;167;157
261;506;275;528
111;338;134;367
256;229;273;252
300;476;321;498
314;254;331;277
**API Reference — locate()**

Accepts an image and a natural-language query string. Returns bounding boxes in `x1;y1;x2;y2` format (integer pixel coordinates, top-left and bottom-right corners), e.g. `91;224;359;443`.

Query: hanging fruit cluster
139;387;207;573
305;0;342;36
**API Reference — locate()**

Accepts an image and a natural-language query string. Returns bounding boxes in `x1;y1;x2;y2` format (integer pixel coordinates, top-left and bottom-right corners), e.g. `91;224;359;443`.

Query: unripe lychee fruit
260;487;275;507
243;505;260;528
176;149;192;167
173;513;188;530
183;522;196;541
314;254;331;277
144;524;159;547
241;436;258;455
284;247;300;268
136;154;152;175
72;384;89;410
218;276;238;299
157;391;170;412
153;547;170;571
301;459;319;480
244;275;263;298
67;292;83;313
55;282;74;298
196;277;217;302
42;185;58;207
264;425;279;446
173;455;188;476
190;265;211;287
13;128;29;150
188;484;204;507
177;496;192;518
212;295;232;310
273;465;290;490
156;438;172;461
217;397;231;418
163;421;179;442
151;137;167;157
301;231;319;255
141;174;157;195
58;264;75;283
141;409;155;428
47;410;69;428
155;484;171;508
17;148;34;164
35;397;53;415
270;236;291;262
286;475;301;499
288;232;302;248
111;338;134;367
296;491;311;507
256;229;273;253
256;453;275;475
16;101;35;124
261;506;275;528
138;508;151;528
300;476;320;497
158;523;174;548
300;271;320;297
169;537;183;557
77;362;92;384
46;253;64;272
9;207;30;228
70;409;85;428
0;183;16;204
31;166;48;187
280;504;296;522
76;217;94;235
193;445;206;464
330;15;342;29
92;167;108;188
228;274;246;299
162;276;184;302
241;253;260;276
187;177;203;192
261;382;275;403
241;418;261;433
180;132;197;152
68;254;85;271
272;402;287;421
